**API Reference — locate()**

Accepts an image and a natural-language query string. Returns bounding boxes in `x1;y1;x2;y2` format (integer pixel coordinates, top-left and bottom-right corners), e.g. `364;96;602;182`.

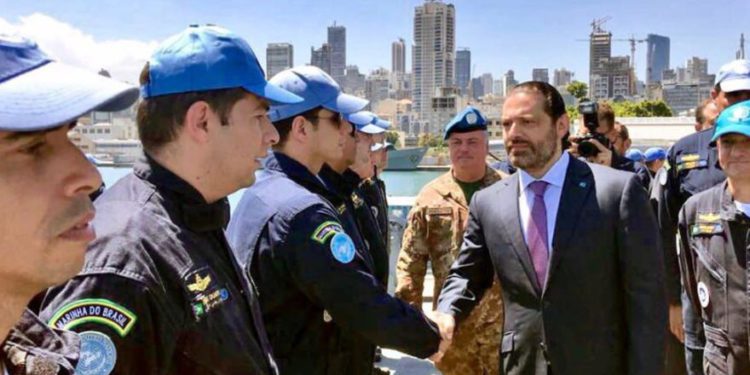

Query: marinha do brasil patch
48;298;137;337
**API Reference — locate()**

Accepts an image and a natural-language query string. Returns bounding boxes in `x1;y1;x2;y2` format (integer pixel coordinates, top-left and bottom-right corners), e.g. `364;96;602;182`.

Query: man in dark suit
433;81;667;375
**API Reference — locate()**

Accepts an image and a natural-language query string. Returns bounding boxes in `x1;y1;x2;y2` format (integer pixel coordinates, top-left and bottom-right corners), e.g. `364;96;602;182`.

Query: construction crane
590;16;611;34
613;36;646;70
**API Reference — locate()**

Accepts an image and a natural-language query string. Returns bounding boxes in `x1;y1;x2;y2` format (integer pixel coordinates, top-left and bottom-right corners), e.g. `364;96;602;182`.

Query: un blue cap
268;66;368;122
344;111;388;134
141;25;302;105
0;34;139;131
625;149;645;162
716;59;750;93
443;106;488;140
644;147;666;162
711;101;750;143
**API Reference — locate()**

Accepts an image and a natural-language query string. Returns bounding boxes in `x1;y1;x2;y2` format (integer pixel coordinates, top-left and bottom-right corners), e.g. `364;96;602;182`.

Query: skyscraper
455;48;471;95
327;23;346;85
502;70;517;96
589;28;612;99
310;43;331;75
412;0;455;133
646;34;670;85
480;73;494;96
553;68;573;87
392;38;406;74
266;43;294;79
686;57;709;83
532;68;549;83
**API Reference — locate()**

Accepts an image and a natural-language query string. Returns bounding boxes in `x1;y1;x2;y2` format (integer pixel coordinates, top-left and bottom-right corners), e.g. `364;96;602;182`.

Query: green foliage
566;105;579;121
566;81;588;100
608;100;673;117
418;133;446;148
385;131;400;147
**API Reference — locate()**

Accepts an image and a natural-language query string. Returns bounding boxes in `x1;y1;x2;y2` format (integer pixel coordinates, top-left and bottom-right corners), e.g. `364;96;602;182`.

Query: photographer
569;101;636;172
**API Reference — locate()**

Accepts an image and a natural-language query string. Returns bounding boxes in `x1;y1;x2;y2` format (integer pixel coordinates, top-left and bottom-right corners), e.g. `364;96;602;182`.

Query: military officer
226;66;443;375
396;106;505;375
37;25;302;374
0;33;138;374
658;59;750;374
678;100;750;375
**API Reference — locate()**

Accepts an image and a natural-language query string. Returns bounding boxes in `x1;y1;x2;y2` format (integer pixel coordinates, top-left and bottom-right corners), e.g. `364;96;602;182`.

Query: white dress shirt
518;151;570;254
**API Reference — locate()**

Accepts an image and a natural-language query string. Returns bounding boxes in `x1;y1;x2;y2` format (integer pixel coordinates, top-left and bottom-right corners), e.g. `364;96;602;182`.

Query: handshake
426;310;455;363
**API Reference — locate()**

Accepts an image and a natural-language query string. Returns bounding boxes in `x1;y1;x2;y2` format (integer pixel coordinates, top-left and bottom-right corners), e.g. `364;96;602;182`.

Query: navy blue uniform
319;166;389;286
359;177;390;251
227;152;440;375
657;128;725;374
39;156;277;375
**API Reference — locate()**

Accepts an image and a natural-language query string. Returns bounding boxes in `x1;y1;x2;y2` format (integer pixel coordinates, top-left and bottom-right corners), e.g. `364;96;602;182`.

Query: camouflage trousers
436;280;502;375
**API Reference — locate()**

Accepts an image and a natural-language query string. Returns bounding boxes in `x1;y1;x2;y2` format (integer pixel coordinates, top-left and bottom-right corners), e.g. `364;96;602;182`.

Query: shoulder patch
330;232;356;264
48;299;137;337
311;221;344;244
427;207;453;216
75;331;116;375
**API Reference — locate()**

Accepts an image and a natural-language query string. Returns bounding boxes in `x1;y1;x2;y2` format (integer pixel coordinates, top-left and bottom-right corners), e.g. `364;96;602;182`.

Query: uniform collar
720;180;750;222
3;309;79;373
431;165;502;207
134;154;229;232
265;152;343;206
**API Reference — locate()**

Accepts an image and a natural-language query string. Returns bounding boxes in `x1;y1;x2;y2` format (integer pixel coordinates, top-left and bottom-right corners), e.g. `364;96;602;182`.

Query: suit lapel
496;174;543;295
544;158;593;294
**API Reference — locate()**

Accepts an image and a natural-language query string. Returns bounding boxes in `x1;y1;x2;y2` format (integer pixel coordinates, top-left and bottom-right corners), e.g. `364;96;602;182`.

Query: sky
1;0;748;85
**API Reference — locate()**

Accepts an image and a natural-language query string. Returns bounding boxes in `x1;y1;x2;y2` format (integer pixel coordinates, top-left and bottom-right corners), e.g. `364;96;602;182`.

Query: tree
610;100;673;117
418;133;445;148
566;105;579;121
566;81;588;101
385;131;400;148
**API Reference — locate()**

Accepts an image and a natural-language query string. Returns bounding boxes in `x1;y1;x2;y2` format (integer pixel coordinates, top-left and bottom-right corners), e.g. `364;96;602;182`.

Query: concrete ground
376;270;444;375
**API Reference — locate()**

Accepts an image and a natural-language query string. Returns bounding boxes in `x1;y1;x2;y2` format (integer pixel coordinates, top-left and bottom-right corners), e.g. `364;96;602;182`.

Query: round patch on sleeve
697;281;710;308
330;232;356;264
75;331;116;375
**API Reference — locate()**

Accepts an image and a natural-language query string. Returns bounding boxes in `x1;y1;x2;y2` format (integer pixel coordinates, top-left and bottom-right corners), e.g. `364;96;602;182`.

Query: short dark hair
597;102;615;130
695;98;714;125
136;63;248;153
510;81;566;123
271;107;324;150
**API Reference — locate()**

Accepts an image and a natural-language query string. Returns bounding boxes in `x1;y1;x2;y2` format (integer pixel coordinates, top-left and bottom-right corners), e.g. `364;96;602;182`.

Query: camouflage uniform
396;166;505;375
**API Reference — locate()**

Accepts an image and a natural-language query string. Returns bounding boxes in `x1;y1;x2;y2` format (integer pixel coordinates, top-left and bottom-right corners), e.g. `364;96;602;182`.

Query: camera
575;99;610;158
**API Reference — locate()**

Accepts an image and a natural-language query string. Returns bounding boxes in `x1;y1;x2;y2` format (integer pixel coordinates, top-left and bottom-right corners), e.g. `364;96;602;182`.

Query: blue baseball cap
716;59;750;93
625;148;645;162
711;101;750;143
268;65;368;122
344;111;387;134
644;147;667;162
141;25;301;105
0;34;139;132
443;106;488;140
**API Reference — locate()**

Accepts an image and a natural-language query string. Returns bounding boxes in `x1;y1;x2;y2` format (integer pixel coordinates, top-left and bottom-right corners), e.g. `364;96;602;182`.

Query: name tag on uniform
427;207;453;216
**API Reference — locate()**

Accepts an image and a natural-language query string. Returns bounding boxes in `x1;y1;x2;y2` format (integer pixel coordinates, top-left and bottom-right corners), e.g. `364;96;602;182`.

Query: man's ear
288;115;310;143
557;113;570;138
183;101;212;144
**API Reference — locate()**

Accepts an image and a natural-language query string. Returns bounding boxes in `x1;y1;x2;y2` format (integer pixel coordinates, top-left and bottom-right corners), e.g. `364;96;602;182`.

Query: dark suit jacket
438;156;666;375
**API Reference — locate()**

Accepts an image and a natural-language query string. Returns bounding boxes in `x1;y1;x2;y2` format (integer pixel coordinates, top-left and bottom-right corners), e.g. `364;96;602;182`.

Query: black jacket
38;156;277;375
3;309;79;374
227;153;440;375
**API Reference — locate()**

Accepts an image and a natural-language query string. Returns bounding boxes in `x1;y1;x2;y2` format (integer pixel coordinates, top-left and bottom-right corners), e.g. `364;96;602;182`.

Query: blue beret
443;106;487;140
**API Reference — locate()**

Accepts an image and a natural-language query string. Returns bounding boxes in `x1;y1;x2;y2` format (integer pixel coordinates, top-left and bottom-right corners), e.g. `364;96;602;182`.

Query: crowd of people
1;23;750;375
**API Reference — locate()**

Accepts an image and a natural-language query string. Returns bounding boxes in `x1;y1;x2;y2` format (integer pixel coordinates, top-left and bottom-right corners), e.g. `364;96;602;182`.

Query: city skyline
2;0;747;86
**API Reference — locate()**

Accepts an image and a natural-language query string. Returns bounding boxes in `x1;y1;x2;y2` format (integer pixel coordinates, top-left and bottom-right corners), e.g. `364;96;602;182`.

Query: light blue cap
644;147;666;162
268;65;368;122
0;34;139;131
716;59;750;93
140;25;302;105
443;106;488;140
711;100;750;143
344;111;387;134
625;149;645;162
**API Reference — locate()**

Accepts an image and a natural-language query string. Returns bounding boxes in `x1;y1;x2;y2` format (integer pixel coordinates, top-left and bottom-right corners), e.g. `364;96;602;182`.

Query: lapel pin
579;182;587;188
